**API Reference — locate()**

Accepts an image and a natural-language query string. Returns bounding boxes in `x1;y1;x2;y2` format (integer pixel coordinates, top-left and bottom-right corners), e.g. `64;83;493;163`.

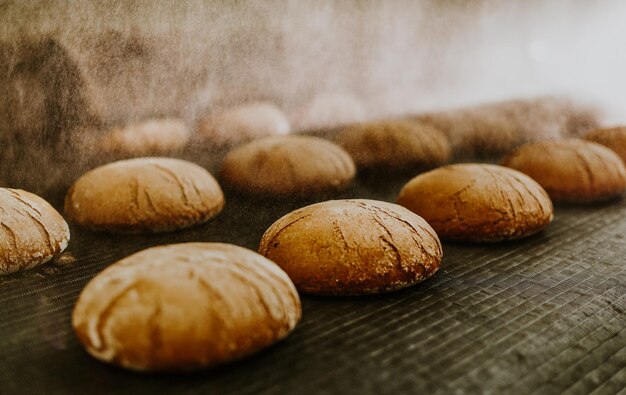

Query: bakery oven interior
1;1;626;394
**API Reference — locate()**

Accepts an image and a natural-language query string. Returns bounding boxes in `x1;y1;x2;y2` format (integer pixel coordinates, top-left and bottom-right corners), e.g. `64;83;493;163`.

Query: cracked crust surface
72;242;301;372
258;199;442;295
501;139;626;203
0;188;70;275
65;157;224;233
397;164;554;242
220;135;356;197
335;120;451;171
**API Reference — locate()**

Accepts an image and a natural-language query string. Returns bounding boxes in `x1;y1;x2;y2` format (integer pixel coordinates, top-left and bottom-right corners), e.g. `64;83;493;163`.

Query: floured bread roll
220;135;355;197
259;199;442;295
335;120;451;171
72;243;301;371
584;127;626;163
397;164;554;242
100;118;191;155
65;157;224;233
0;188;70;275
502;139;626;203
196;102;290;146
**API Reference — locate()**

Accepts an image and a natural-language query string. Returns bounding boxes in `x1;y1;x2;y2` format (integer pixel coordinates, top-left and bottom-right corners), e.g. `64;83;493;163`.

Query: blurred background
1;0;625;193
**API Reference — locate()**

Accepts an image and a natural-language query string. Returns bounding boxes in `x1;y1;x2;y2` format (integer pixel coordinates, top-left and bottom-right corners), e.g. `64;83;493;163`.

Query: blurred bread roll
220;135;355;197
0;188;70;275
196;102;290;146
336;120;451;172
397;164;554;242
501;139;626;203
72;242;301;371
584;126;626;163
292;92;366;131
65;157;224;233
100;118;191;155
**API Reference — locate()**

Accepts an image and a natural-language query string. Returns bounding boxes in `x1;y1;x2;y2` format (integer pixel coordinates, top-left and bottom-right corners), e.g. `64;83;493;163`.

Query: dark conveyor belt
0;168;625;395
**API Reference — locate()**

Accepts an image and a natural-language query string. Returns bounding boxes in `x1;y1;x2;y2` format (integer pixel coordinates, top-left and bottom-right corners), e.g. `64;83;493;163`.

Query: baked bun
501;139;626;203
100;118;190;155
584;127;626;163
196;102;290;146
72;243;301;371
335;120;451;171
65;157;224;233
0;188;70;275
220;135;355;197
397;164;554;242
259;199;442;295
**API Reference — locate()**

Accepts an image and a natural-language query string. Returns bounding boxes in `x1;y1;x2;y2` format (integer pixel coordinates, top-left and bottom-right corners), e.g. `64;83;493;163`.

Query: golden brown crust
0;188;70;275
258;199;442;295
65;157;224;233
72;243;301;372
220;135;356;197
501;139;626;203
196;102;291;146
584;127;626;164
335;120;451;171
396;164;554;242
100;118;191;155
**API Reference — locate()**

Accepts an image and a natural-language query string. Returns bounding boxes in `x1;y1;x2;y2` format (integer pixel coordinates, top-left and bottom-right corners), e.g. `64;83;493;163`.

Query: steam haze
3;0;625;124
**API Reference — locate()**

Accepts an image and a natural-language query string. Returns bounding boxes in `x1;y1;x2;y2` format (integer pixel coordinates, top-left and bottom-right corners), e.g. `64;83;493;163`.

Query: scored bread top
502;139;626;203
65;157;224;233
397;164;554;242
0;188;70;275
72;242;301;372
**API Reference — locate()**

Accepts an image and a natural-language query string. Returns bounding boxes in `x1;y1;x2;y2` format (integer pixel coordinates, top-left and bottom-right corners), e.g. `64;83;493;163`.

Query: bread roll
259;199;442;295
196;102;290;146
65;157;224;233
501;139;626;203
72;242;301;371
220;135;355;197
335;120;451;171
397;164;553;242
584;127;626;163
100;118;190;155
0;188;70;275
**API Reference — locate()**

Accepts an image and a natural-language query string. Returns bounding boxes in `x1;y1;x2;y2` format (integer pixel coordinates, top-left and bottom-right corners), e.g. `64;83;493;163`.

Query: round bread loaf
196;102;290;146
0;188;70;275
501;139;626;203
220;135;355;197
72;243;301;372
584;127;626;163
416;111;519;159
335;120;451;171
396;164;554;242
100;118;190;155
65;157;224;233
258;199;442;295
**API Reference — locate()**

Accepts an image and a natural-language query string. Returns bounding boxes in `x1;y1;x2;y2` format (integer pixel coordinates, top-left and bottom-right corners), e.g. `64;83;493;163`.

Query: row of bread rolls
3;105;626;374
94;96;600;158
